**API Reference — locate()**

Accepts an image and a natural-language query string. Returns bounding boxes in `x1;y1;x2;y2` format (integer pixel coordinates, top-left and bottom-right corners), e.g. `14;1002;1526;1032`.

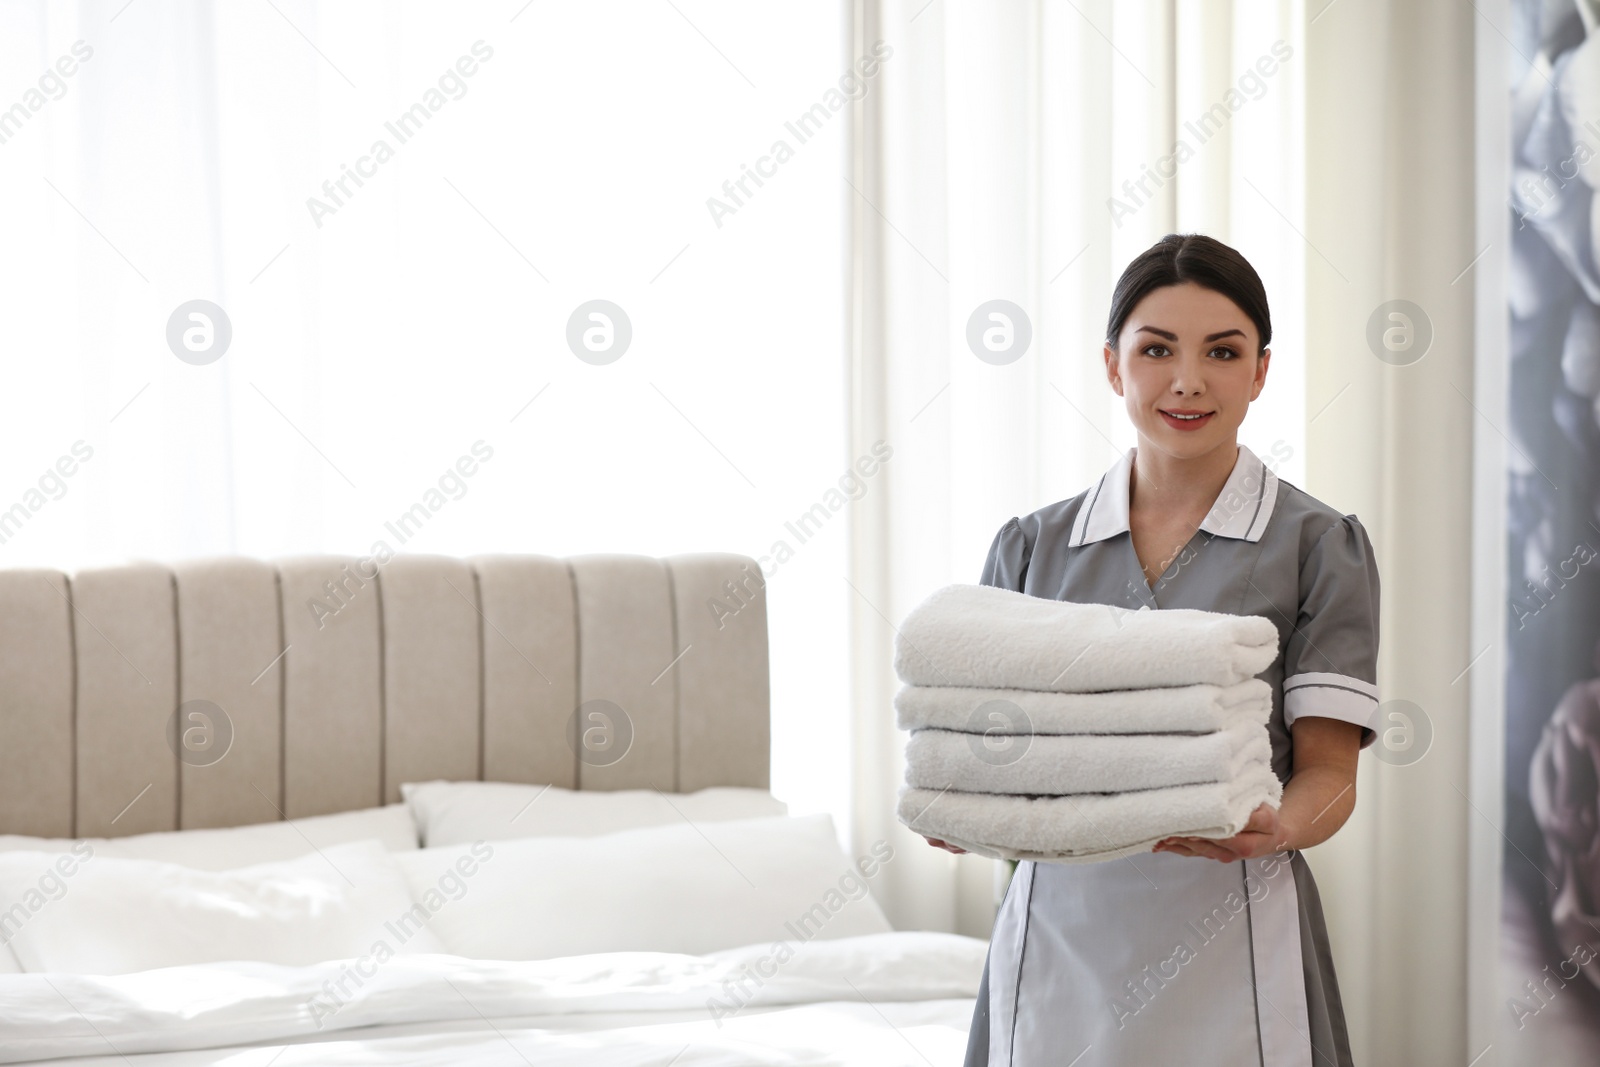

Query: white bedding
392;815;893;961
400;780;790;846
0;840;441;975
0;931;985;1066
12;1001;981;1066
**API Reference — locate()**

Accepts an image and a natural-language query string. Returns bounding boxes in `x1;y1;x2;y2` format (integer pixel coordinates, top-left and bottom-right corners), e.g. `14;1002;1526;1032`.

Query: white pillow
400;780;788;847
0;803;418;871
393;813;893;961
0;839;443;975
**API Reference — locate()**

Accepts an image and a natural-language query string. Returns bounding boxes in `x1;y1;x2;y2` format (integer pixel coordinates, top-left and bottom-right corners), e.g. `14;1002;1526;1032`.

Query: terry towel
897;759;1285;864
903;716;1272;795
894;677;1273;736
894;583;1280;692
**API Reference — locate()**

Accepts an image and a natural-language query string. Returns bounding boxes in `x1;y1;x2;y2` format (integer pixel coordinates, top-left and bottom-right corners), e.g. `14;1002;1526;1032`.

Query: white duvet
0;931;986;1066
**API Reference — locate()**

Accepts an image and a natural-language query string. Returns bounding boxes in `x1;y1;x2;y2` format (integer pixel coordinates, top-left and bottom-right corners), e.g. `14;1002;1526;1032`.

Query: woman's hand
1151;802;1290;862
1155;720;1361;862
923;835;968;854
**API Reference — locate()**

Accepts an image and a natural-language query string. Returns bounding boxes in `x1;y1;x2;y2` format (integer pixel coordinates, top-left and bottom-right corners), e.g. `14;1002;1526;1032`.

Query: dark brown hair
1104;233;1271;355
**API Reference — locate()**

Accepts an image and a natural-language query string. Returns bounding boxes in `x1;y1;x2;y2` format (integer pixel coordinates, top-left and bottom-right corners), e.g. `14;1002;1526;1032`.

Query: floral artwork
1529;646;1600;990
1505;0;1600;1053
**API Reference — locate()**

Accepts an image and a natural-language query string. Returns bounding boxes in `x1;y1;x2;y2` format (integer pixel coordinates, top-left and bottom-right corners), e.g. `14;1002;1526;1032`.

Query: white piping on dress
1246;853;1314;1067
988;860;1035;1066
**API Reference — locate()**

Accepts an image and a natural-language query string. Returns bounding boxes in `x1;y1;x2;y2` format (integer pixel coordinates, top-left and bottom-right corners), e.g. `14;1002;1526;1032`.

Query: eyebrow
1134;326;1247;342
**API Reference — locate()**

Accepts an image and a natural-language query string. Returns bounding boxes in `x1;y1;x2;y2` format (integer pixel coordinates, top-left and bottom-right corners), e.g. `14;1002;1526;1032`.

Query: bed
0;552;984;1065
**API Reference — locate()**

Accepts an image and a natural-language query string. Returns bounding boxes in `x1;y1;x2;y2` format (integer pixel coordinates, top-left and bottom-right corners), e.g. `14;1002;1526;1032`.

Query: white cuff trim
1284;672;1379;748
1284;671;1378;700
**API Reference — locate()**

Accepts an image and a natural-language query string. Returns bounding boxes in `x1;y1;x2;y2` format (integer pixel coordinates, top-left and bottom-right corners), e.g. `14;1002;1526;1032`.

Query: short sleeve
1283;514;1382;749
979;517;1030;592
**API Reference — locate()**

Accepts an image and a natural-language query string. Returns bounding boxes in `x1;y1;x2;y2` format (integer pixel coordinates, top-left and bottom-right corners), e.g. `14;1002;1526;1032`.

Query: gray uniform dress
961;443;1379;1067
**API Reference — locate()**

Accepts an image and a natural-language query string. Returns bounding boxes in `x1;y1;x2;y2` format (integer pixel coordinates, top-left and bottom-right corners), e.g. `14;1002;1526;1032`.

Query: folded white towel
894;584;1280;692
896;760;1285;864
904;718;1272;795
894;678;1272;735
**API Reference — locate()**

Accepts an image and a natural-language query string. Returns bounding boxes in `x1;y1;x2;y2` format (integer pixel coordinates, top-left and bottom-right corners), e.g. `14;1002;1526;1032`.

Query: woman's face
1103;281;1269;458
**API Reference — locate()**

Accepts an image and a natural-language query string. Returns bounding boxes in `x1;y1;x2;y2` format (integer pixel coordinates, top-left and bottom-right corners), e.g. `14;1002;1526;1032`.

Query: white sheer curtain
1303;3;1480;1065
849;0;1480;1064
0;2;855;835
848;0;1305;935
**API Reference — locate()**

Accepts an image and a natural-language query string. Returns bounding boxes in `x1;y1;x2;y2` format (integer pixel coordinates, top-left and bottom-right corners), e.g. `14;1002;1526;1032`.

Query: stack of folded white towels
894;583;1284;864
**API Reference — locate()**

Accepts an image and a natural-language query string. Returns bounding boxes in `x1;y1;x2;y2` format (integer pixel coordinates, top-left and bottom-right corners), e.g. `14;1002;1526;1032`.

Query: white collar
1068;443;1279;546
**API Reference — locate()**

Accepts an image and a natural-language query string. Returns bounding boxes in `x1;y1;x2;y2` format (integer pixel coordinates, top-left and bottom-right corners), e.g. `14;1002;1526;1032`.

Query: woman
928;233;1378;1067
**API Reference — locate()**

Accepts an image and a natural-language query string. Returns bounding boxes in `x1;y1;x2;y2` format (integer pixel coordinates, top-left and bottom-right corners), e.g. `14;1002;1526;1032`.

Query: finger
1215;835;1264;860
1215;835;1257;857
1179;837;1236;862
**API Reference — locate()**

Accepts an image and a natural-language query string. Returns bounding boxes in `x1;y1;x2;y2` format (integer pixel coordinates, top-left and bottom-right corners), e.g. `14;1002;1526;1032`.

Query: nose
1169;350;1206;396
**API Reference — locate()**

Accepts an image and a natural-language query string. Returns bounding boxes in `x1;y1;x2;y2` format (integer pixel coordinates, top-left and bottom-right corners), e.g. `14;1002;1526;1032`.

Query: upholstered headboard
0;553;770;838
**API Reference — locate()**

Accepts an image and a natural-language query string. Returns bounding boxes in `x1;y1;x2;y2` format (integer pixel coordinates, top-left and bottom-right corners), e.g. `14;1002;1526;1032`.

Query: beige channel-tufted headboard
0;553;770;839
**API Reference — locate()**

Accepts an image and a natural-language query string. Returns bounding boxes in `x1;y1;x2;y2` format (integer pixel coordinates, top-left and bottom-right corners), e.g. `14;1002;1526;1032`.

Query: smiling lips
1159;408;1215;431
